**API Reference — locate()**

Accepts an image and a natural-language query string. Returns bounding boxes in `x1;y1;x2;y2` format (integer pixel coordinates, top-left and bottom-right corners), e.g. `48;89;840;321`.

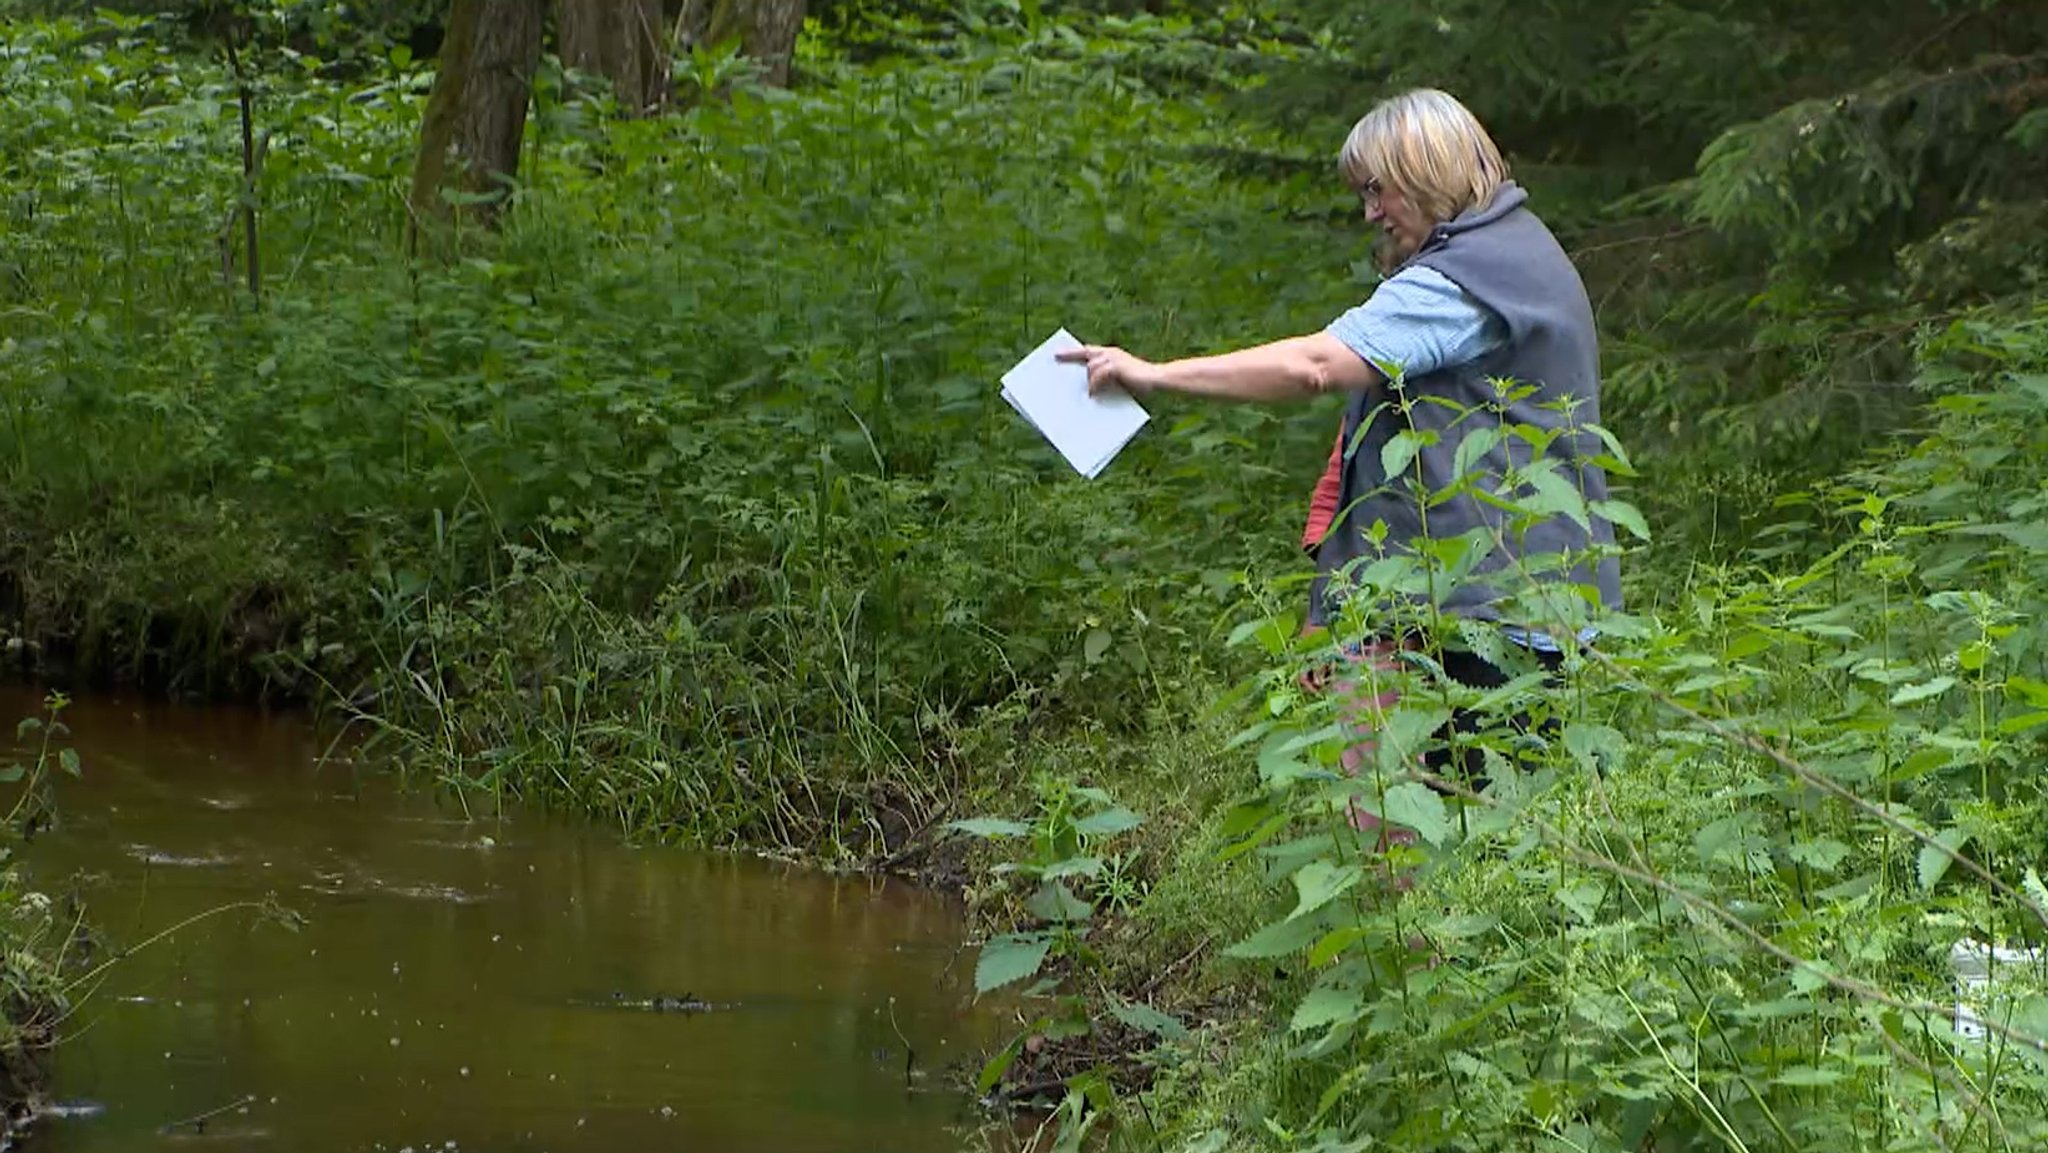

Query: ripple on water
123;844;233;868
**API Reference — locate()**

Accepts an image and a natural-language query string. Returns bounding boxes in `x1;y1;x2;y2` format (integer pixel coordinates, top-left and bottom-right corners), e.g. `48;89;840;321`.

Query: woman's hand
1056;345;1168;397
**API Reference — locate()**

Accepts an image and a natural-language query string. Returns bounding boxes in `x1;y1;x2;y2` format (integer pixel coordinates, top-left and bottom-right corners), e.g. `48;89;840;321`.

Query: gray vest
1308;181;1625;630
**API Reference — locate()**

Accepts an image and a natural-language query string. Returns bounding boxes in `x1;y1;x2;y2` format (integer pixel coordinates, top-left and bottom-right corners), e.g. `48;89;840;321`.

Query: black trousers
1418;643;1566;793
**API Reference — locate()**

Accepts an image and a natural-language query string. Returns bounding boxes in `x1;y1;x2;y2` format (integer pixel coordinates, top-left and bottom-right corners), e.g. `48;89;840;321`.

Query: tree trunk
678;0;806;88
557;0;667;116
408;0;544;240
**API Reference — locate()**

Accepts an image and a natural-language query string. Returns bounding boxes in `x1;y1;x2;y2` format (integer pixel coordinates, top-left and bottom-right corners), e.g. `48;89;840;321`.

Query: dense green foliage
0;8;1347;840
1099;312;2048;1153
4;1;2048;1150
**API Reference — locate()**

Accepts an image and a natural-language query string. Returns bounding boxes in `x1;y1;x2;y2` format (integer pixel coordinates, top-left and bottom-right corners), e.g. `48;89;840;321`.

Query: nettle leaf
1224;911;1329;959
58;748;80;777
1083;627;1113;664
1380;430;1433;483
1590;498;1650;542
1377;705;1451;765
1890;676;1957;706
1288;861;1365;922
1772;1066;1844;1087
1040;856;1103;880
1072;806;1142;838
1106;996;1189;1042
1520;468;1592;532
1785;838;1851;874
2026;868;2048;912
976;1035;1023;1095
947;818;1030;838
1381;782;1450;847
1564;723;1627;776
1290;984;1367;1033
1308;925;1367;968
1917;828;1972;892
974;932;1052;994
1026;881;1094;924
0;764;22;784
1555;879;1607;925
1452;425;1504;481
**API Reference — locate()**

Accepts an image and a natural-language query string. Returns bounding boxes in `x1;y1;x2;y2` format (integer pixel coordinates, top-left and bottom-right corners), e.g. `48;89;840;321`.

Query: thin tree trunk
678;0;806;88
558;0;667;116
408;0;544;243
223;32;261;305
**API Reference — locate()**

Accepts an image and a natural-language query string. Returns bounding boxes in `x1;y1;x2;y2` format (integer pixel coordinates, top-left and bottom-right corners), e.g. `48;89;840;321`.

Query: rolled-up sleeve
1325;266;1507;383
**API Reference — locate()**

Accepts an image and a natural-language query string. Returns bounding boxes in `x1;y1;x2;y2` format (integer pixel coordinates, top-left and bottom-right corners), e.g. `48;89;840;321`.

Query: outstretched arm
1056;332;1384;402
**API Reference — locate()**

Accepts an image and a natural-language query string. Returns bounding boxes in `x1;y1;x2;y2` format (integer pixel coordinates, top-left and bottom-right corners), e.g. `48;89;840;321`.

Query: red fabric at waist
1301;423;1345;552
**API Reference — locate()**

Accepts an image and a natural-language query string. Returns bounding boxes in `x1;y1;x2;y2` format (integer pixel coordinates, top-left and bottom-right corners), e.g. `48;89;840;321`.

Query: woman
1060;87;1623;796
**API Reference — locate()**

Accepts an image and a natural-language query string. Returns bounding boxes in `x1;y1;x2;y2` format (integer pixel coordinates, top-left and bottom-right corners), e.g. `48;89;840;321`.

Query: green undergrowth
0;10;1352;854
943;306;2048;1151
0;694;87;1129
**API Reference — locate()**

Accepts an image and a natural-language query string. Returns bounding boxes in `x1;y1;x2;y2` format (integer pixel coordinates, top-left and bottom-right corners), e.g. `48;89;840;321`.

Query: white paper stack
999;328;1151;479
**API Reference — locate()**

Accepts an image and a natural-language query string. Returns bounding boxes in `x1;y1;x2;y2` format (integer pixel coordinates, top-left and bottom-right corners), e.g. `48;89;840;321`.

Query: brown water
2;687;1008;1152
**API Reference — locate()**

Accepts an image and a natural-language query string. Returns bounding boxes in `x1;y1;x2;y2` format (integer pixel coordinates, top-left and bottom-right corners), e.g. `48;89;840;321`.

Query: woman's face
1360;178;1433;270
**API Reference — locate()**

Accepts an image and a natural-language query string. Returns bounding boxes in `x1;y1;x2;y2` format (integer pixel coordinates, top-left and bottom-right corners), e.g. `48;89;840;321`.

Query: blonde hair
1339;89;1509;226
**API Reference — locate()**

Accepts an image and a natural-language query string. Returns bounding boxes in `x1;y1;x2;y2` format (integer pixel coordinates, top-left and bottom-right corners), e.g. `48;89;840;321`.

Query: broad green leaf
974;933;1052;994
1026;881;1094;923
1377;705;1451;763
1891;676;1957;706
1072;806;1142;838
976;1035;1023;1095
1434;913;1500;939
1218;811;1290;862
2007;675;2048;707
1555;879;1606;925
1590;499;1650;542
58;748;80;777
1224;913;1328;959
1785;838;1850;873
1564;723;1627;776
1984;522;2048;552
1772;1066;1844;1087
1083;627;1112;664
1380;430;1429;482
1999;710;2048;735
1290;985;1366;1033
1584;423;1635;474
1917;828;1972;892
1106;996;1189;1042
0;764;21;784
1288;861;1365;922
1894;744;1953;781
1040;856;1103;880
1520;468;1592;532
1308;926;1367;968
1451;425;1503;481
946;818;1030;838
1381;782;1450;847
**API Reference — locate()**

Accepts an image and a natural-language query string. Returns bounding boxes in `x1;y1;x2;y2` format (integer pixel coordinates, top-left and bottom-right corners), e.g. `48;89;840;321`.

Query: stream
1;686;1007;1152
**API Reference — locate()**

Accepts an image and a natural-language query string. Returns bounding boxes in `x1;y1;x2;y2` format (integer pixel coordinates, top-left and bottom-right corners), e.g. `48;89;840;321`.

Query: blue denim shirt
1326;265;1507;381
